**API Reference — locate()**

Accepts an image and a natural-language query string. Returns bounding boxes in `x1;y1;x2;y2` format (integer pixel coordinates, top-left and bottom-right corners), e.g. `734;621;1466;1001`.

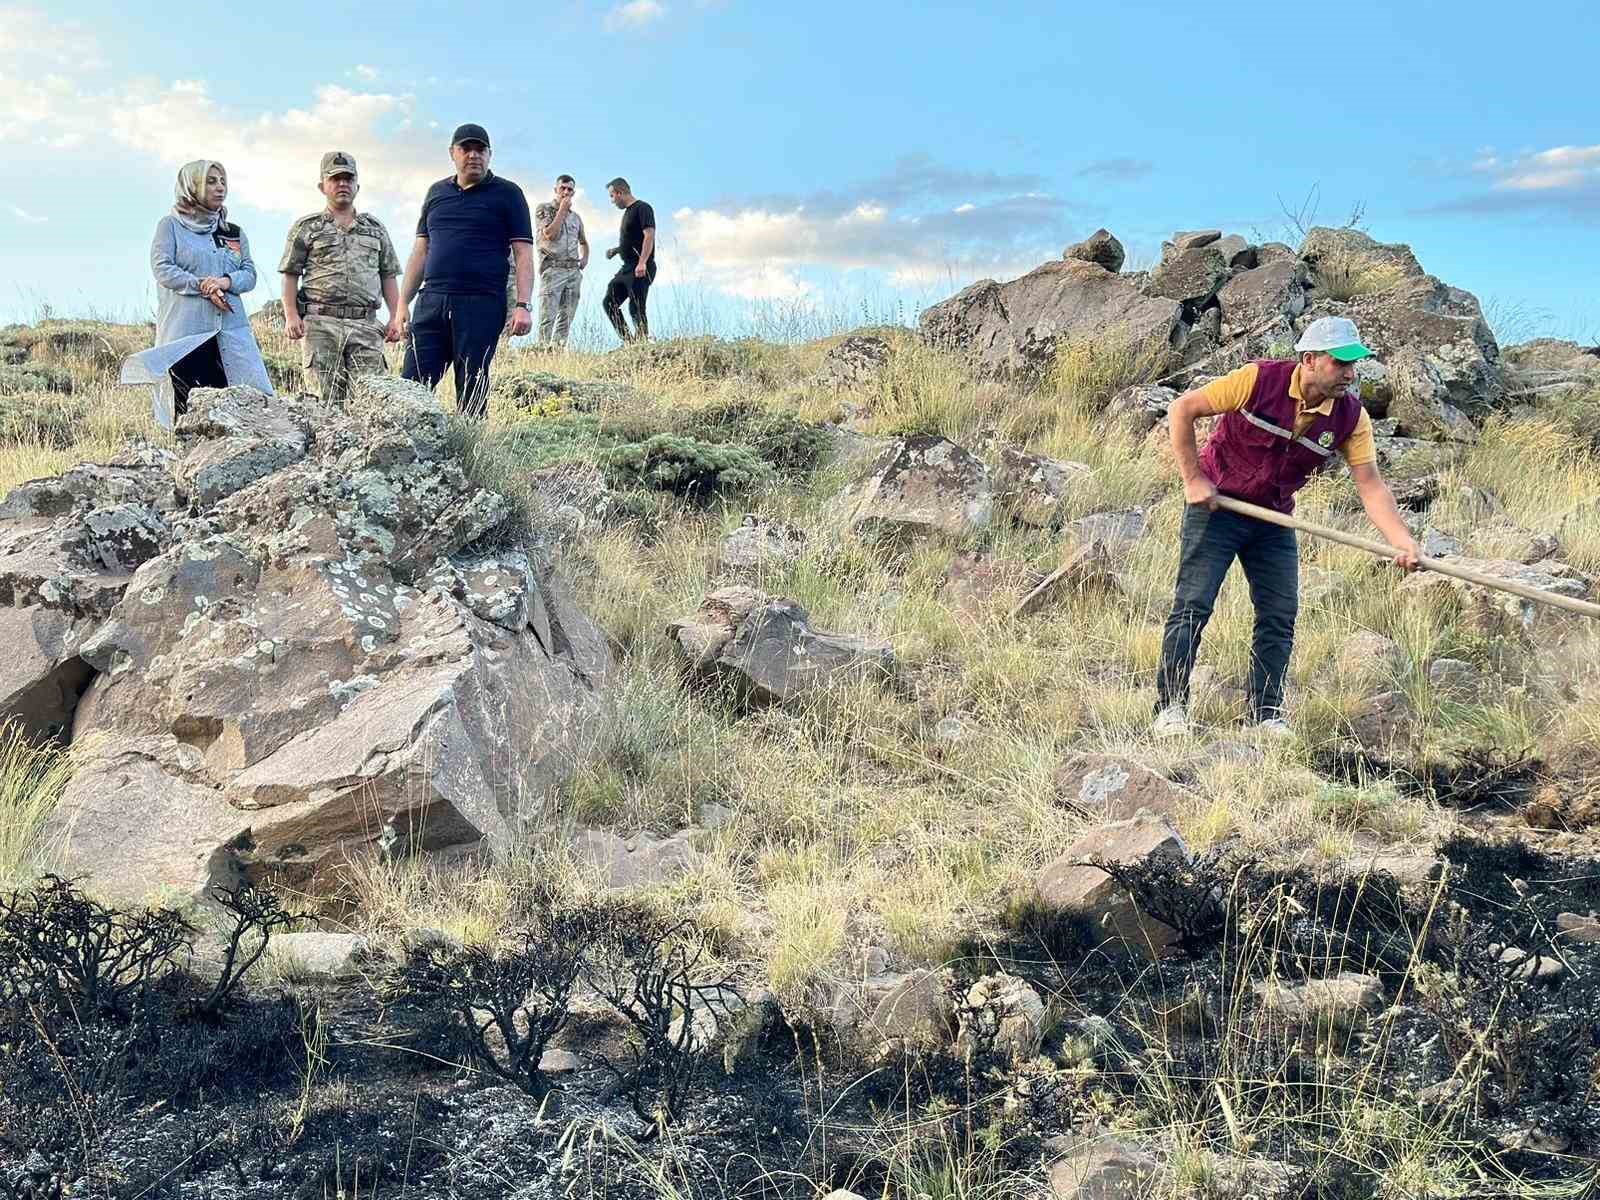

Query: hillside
2;225;1600;1199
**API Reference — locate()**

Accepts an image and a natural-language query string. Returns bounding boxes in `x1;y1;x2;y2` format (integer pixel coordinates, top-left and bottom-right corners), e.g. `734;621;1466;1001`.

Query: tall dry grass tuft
1309;246;1411;301
0;724;75;886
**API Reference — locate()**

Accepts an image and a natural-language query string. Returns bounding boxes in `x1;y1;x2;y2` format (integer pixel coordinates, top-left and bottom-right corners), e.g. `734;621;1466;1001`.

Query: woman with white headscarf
148;159;273;424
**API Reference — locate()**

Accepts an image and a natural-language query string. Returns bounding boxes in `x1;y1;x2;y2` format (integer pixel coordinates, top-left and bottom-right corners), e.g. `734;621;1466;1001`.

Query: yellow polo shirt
1196;363;1377;467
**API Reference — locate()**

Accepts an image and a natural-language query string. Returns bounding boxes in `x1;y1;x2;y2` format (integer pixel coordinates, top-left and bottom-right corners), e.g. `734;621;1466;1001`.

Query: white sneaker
1254;717;1293;739
1152;704;1192;738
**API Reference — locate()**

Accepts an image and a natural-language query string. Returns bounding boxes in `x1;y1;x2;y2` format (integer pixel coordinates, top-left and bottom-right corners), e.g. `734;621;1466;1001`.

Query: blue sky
2;0;1597;342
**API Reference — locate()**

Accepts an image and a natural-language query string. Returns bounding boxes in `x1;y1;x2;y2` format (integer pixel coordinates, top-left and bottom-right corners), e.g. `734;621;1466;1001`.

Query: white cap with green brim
1295;315;1374;362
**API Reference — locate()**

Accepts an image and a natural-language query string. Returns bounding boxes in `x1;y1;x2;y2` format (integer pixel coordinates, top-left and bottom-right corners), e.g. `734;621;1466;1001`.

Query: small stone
270;932;372;981
1049;1136;1162;1199
1555;912;1600;944
1491;944;1566;983
538;1049;583;1075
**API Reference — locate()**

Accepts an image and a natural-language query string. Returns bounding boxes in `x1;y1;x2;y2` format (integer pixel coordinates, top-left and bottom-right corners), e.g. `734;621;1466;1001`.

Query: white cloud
352;64;379;82
1435;143;1600;218
604;0;667;31
0;13;448;220
9;205;46;224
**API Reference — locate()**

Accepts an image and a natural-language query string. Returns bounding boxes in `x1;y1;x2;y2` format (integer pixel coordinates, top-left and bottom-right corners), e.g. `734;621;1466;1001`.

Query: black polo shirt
415;171;533;295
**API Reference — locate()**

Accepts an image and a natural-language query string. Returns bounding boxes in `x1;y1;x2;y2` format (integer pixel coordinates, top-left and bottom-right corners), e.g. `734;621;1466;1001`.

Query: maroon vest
1198;359;1363;514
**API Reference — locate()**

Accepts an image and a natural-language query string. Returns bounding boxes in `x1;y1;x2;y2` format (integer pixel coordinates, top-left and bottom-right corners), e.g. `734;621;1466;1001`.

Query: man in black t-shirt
397;123;534;417
602;177;656;343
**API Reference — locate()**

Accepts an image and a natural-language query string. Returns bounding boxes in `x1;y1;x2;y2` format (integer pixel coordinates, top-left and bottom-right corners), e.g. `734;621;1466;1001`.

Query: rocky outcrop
1299;228;1503;415
919;259;1187;378
839;435;992;541
38;377;615;904
666;585;894;705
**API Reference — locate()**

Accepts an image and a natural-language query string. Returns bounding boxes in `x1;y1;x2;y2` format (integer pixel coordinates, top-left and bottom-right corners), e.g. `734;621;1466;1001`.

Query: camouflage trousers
538;266;582;345
302;314;387;404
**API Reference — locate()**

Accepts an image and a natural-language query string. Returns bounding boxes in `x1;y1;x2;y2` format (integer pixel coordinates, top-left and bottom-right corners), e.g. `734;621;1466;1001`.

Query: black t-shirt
415;172;533;295
618;200;657;271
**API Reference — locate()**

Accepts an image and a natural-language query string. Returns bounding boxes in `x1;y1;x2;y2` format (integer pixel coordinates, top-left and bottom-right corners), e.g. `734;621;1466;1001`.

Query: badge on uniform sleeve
1318;431;1334;447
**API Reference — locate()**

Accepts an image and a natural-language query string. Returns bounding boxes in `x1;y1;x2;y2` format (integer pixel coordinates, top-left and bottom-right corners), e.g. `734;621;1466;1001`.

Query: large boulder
839;434;992;541
666;585;895;705
919;259;1188;379
1216;258;1309;341
1144;245;1230;306
1063;228;1126;273
994;446;1092;527
45;377;616;904
1036;813;1192;960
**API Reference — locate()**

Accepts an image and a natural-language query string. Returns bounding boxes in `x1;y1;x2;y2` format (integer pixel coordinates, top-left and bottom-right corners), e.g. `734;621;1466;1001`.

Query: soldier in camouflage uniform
532;174;588;346
279;151;404;404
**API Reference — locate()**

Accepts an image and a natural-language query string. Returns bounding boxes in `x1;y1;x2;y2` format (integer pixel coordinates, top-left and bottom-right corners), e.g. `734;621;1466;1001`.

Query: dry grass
0;723;75;886
6;311;1600;1195
1310;247;1413;301
4;315;1600;1023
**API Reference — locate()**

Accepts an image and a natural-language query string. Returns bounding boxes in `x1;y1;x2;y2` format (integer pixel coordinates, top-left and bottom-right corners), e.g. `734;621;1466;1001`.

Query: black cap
450;123;490;148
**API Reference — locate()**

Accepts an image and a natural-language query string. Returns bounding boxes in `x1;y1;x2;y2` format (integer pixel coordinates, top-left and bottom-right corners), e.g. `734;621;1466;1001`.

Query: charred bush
583;900;740;1138
1420;891;1586;1110
1232;865;1427;983
390;898;602;1098
0;877;311;1174
1088;845;1244;957
196;881;301;1018
0;875;192;1018
1313;746;1540;811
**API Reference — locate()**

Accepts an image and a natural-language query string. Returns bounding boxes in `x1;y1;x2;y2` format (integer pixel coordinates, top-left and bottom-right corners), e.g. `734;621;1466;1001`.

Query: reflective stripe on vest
1239;406;1336;459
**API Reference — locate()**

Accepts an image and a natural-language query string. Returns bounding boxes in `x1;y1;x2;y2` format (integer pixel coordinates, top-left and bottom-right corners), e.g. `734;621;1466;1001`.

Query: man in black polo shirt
602;177;656;343
397;123;533;417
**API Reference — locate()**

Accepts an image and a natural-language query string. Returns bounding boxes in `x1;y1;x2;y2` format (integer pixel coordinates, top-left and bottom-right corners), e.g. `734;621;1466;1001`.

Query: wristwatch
514;301;532;311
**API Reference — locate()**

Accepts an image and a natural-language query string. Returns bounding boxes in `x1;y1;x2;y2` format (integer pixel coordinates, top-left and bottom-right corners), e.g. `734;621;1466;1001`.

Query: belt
543;259;580;269
305;303;378;319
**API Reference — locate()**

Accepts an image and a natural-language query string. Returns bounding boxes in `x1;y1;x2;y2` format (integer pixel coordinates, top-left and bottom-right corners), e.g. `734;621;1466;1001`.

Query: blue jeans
1156;505;1299;721
401;290;506;419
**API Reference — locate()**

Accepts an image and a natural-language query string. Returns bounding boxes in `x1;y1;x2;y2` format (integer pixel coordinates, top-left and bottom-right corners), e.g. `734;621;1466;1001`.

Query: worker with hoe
1153;316;1422;739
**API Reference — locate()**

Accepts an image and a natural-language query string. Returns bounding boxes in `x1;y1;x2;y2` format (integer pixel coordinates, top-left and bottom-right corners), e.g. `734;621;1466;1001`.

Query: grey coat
149;214;274;424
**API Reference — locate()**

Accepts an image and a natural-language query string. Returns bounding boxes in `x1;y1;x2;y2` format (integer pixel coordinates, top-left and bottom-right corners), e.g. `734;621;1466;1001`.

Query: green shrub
600;434;774;500
0;363;73;396
0;393;89;448
672;399;831;476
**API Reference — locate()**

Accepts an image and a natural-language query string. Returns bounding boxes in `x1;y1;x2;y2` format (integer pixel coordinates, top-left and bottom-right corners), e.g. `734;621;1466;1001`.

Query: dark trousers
602;264;655;342
401;290;506;419
1156;505;1299;720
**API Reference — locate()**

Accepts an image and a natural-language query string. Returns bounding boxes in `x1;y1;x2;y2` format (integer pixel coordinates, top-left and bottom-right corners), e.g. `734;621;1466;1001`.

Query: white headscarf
173;159;227;233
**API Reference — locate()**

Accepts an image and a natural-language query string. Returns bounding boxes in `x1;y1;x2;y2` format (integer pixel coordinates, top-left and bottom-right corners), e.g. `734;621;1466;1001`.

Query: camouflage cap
320;150;358;179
